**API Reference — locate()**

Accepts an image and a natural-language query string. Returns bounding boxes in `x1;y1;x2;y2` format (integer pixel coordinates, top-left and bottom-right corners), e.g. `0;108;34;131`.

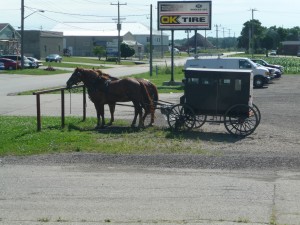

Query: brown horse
94;69;158;126
66;68;153;128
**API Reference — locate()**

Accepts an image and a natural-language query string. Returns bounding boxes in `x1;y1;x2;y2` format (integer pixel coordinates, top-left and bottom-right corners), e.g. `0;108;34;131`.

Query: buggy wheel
167;104;195;131
252;103;261;125
224;104;259;136
194;115;207;128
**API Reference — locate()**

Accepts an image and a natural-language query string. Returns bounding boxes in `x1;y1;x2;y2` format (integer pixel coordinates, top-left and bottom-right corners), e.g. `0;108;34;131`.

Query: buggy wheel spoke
167;104;195;131
224;104;259;136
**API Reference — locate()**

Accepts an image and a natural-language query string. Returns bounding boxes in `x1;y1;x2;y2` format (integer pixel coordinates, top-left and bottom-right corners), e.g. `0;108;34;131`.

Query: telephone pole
249;8;257;57
214;24;221;50
111;1;127;63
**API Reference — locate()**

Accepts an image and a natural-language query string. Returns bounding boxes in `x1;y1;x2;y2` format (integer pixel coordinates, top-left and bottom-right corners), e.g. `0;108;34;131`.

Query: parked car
269;50;277;56
168;47;180;54
297;51;300;57
0;55;33;68
0;62;4;70
251;59;284;73
255;63;281;79
45;54;62;62
0;58;20;70
27;57;43;68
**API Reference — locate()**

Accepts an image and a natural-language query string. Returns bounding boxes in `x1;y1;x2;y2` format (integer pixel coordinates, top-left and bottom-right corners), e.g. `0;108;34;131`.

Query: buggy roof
184;67;252;73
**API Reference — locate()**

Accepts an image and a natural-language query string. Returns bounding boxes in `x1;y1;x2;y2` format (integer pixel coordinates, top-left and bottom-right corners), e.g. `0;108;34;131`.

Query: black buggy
161;68;261;137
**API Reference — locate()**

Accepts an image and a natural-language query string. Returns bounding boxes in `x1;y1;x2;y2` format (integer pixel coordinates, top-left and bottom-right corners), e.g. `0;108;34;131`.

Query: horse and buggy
66;67;260;137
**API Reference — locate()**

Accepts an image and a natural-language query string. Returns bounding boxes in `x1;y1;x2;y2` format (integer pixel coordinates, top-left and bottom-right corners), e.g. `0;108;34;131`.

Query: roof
281;41;300;45
0;23;9;32
51;22;166;37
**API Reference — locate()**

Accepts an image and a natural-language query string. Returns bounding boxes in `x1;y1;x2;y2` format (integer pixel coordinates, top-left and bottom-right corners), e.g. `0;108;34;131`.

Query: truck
184;56;271;88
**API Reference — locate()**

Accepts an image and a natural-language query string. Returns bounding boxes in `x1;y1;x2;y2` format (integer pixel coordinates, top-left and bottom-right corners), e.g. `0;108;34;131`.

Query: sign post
157;1;212;83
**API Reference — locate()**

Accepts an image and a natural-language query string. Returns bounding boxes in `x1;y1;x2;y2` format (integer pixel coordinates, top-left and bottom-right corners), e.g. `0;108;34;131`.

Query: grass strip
0;116;208;156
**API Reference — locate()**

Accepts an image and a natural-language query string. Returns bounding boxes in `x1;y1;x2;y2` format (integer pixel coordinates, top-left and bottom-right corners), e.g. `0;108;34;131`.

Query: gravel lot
2;75;300;170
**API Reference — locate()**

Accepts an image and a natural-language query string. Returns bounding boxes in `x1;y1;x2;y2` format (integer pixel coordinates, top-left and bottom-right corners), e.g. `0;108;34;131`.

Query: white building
51;22;169;57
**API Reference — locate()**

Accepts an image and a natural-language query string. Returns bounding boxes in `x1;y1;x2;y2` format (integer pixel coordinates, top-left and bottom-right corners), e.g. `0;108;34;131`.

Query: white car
0;62;4;70
27;57;43;68
169;47;180;54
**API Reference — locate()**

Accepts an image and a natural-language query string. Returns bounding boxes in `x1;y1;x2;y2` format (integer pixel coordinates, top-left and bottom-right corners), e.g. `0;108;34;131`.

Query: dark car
251;59;284;73
45;54;62;63
0;58;20;70
27;57;43;68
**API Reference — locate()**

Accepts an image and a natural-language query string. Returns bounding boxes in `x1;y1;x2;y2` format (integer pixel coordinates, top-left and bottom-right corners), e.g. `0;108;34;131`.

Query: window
200;78;213;85
219;79;231;85
239;60;252;69
235;79;242;91
187;78;199;84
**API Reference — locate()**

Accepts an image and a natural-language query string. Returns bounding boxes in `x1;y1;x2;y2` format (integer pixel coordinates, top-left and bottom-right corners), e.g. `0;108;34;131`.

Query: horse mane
77;67;102;81
94;69;118;81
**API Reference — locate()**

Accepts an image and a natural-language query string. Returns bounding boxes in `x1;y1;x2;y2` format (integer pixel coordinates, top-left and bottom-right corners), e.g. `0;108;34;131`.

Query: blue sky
1;0;299;39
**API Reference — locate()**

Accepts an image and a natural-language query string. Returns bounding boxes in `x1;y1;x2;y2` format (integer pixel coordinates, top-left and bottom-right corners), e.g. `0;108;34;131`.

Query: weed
37;217;50;222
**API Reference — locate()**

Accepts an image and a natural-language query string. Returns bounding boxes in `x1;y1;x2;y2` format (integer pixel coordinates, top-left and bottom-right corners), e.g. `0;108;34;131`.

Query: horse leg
131;102;138;128
137;103;144;128
94;103;105;129
107;103;115;126
142;105;149;126
94;103;101;129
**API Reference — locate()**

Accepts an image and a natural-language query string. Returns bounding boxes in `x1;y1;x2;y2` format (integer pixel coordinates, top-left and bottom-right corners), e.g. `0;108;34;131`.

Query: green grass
1;68;70;75
62;56;136;65
43;61;110;69
131;65;185;93
0;116;209;157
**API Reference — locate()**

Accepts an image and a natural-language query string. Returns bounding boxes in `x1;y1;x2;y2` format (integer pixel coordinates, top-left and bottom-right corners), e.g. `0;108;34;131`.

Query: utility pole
194;30;197;54
111;1;127;63
149;4;153;76
20;0;24;69
249;8;257;57
214;24;221;50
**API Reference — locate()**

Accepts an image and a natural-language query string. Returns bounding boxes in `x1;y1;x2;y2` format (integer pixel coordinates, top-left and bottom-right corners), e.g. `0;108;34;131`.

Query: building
0;23;20;55
51;22;169;57
21;30;63;59
280;41;300;55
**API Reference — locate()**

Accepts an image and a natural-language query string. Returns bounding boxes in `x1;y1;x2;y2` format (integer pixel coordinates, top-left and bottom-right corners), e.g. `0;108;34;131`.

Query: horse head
66;67;84;89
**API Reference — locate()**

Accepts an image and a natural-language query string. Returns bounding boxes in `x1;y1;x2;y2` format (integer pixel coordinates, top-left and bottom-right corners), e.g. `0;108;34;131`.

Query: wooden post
83;86;86;121
61;89;65;128
36;94;41;131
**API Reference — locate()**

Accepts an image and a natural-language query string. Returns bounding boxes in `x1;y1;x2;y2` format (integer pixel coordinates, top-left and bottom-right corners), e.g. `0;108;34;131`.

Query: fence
33;85;86;131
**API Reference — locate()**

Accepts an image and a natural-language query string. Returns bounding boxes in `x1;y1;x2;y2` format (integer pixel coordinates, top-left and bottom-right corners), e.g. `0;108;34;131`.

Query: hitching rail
33;85;86;131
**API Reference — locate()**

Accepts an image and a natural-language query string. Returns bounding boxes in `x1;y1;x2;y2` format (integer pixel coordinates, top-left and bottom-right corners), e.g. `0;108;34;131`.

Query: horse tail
149;81;159;109
138;80;154;116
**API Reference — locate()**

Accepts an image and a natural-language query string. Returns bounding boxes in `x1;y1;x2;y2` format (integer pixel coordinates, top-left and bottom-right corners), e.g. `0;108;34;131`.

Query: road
1;57;300;225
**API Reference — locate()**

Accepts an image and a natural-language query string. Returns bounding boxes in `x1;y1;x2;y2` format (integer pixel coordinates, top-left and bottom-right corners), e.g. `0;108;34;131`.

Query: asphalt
1;58;300;225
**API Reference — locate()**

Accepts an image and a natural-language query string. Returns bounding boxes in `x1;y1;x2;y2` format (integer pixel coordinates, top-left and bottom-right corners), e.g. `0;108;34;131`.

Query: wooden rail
33;85;86;131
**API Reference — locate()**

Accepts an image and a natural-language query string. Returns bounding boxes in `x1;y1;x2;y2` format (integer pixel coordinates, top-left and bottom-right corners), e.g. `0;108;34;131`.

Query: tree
237;19;266;53
120;43;135;59
93;46;106;60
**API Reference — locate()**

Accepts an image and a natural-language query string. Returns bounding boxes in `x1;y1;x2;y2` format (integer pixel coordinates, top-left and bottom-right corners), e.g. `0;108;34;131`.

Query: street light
24;10;45;19
20;0;44;69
